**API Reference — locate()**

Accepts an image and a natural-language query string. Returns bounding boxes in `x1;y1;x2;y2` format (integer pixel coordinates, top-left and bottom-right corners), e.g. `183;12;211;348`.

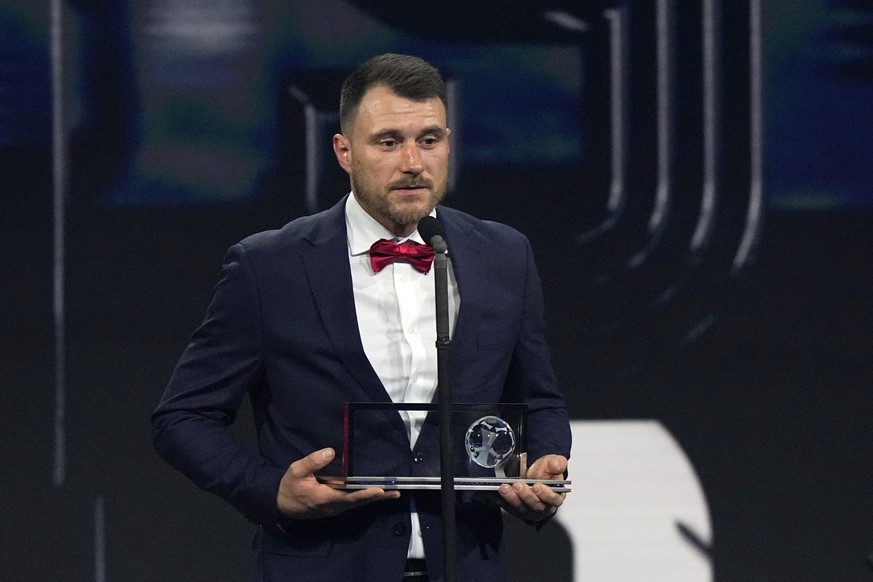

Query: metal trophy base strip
320;476;572;492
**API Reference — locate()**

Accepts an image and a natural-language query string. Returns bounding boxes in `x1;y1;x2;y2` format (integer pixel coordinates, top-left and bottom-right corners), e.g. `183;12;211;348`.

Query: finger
284;483;399;518
289;448;336;478
527;455;567;480
547;455;568;476
513;481;548;512
498;484;551;521
531;483;566;509
344;487;401;506
499;482;541;512
316;487;401;517
498;483;523;512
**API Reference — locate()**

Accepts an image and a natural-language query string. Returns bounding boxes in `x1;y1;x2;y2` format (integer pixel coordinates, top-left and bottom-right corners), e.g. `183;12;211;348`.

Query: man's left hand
497;454;568;524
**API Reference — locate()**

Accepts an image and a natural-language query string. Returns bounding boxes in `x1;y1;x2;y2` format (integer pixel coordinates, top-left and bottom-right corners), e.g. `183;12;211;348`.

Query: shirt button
393;522;408;537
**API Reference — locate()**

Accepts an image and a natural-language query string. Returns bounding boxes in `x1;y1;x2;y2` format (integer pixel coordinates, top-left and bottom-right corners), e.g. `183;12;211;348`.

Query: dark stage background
2;1;872;580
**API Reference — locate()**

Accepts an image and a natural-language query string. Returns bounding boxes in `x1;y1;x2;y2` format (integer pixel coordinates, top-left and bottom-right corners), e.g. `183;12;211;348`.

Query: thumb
291;447;336;477
530;454;567;479
547;455;568;476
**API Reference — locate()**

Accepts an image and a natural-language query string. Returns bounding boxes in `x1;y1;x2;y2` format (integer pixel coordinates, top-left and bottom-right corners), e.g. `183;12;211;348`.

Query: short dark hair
339;53;447;133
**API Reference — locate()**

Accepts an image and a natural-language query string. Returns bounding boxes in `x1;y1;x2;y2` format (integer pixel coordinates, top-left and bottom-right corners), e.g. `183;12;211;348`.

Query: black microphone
417;216;447;254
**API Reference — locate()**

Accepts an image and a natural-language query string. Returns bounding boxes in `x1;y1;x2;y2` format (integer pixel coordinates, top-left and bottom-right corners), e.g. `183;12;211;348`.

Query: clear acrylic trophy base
317;402;571;493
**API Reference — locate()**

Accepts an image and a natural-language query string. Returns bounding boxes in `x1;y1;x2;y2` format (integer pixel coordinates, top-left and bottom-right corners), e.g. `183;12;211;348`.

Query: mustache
389;179;433;190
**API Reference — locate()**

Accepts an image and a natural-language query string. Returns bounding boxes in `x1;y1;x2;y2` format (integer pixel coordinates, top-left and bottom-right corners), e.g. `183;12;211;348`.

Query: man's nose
400;143;423;173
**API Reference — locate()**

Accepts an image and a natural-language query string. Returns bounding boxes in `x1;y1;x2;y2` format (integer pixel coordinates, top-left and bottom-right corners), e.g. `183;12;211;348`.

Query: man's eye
420;137;439;147
379;139;398;148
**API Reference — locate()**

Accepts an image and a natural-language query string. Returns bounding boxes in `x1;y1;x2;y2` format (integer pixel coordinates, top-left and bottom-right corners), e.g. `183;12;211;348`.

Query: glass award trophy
319;402;571;492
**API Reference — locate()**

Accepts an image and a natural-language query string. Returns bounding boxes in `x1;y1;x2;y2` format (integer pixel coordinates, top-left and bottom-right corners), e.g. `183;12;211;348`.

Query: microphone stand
432;243;456;582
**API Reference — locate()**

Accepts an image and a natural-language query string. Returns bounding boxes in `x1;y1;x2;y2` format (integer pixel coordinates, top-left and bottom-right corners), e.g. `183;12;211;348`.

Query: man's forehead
356;86;446;126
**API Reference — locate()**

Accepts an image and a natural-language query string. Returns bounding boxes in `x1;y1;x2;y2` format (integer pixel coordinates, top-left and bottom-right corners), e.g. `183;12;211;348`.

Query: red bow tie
369;239;435;274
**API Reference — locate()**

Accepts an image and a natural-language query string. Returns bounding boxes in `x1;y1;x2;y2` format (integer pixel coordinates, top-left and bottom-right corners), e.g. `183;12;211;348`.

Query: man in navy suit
152;53;571;581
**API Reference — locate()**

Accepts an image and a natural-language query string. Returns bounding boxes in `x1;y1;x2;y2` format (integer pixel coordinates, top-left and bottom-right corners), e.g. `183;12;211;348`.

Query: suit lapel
299;198;393;405
439;209;485;402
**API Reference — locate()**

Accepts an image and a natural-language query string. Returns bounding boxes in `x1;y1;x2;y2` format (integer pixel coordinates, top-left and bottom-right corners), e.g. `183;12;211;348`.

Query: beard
351;166;448;230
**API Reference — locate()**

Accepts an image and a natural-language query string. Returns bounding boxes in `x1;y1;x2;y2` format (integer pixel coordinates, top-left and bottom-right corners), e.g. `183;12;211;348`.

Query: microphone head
417;216;443;244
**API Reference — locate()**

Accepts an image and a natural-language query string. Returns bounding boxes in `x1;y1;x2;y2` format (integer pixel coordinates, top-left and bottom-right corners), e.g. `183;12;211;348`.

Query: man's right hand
276;447;401;519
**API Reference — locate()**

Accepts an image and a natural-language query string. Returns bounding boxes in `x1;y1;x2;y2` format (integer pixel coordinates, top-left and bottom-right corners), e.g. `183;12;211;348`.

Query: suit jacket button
393;523;408;537
412;452;423;464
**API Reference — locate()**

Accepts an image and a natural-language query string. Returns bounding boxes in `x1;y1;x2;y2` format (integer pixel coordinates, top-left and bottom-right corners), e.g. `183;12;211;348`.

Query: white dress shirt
345;193;459;559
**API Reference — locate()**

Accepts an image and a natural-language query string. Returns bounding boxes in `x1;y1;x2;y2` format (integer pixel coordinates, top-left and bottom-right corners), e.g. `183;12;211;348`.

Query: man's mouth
391;181;431;192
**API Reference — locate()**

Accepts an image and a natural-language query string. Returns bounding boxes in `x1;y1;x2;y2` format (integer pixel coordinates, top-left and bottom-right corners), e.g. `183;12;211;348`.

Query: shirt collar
345;193;436;256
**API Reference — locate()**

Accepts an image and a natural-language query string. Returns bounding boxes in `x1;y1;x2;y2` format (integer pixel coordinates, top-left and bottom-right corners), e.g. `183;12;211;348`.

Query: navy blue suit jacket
151;196;571;581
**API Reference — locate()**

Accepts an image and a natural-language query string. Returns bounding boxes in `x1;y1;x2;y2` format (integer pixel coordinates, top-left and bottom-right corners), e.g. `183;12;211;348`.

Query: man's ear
333;134;351;173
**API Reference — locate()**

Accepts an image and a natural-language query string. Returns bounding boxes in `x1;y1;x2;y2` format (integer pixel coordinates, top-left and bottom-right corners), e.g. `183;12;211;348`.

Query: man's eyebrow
369;128;402;141
369;126;447;141
419;125;448;138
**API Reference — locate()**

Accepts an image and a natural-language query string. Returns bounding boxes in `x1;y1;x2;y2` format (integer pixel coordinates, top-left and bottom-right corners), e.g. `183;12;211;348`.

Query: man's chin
389;201;435;225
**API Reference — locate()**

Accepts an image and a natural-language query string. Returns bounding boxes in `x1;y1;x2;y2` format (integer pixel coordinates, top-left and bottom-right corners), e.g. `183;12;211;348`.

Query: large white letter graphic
556;420;713;581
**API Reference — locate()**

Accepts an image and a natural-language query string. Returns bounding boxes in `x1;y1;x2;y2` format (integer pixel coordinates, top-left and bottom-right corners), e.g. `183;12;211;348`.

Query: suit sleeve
505;237;572;464
151;243;285;528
